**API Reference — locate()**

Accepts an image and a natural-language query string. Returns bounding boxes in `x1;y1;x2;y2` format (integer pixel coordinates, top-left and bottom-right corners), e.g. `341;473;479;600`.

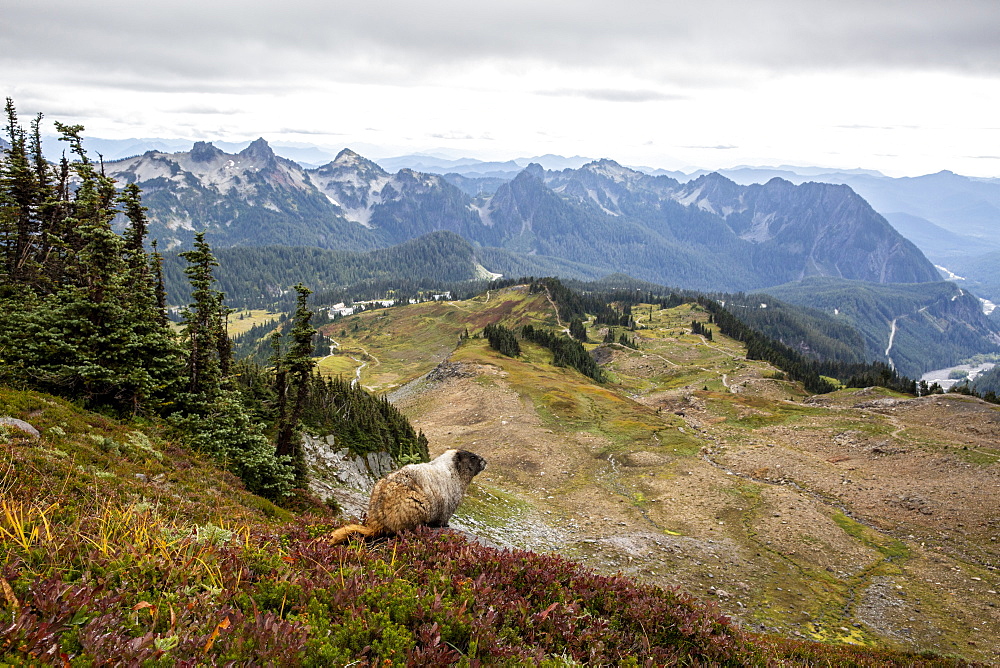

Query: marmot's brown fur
327;449;486;544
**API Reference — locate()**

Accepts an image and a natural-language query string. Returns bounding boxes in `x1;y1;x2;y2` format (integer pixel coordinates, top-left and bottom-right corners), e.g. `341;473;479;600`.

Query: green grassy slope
317;286;998;663
2;384;971;664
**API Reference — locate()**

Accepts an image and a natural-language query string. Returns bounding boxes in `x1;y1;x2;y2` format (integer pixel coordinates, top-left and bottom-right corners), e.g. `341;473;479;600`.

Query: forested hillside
970;364;1000;398
764;277;1000;377
161;231;484;309
946;250;1000;302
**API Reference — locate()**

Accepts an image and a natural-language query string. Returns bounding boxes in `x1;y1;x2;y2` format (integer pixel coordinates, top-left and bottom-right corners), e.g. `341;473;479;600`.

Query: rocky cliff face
723;178;941;284
106;139;351;250
492;162;941;288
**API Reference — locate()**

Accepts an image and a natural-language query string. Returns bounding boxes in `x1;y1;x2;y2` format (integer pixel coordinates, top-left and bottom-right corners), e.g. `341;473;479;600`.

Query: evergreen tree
178;232;228;402
483;322;521;357
0;103;426;499
569;317;588;343
274;284;315;485
150;240;168;320
0;111;181;414
618;332;639;350
173;232;293;498
521;324;604;382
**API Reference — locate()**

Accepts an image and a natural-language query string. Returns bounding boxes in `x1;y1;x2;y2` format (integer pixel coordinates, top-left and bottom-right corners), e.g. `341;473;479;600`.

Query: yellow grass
226;310;281;338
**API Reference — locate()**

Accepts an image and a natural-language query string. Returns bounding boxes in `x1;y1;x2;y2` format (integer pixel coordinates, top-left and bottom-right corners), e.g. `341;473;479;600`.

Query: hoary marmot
327;449;486;544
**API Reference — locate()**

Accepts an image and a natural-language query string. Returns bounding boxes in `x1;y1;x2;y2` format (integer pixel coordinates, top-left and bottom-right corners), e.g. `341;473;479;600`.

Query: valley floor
318;287;1000;664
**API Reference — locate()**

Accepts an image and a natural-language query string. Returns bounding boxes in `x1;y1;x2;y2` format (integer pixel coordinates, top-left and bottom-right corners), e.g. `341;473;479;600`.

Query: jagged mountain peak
97;137;944;293
579;158;639;182
190;141;224;163
690;171;739;188
672;171;744;214
318;148;388;175
333;147;363;163
517;163;545;182
238;137;276;164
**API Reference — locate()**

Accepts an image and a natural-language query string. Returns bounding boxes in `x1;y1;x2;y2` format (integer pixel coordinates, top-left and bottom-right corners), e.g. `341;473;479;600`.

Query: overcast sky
4;0;1000;176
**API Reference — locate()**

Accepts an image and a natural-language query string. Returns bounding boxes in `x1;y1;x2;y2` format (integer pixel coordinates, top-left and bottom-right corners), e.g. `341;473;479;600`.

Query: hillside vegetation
0;103;428;501
318;285;1000;663
3;386;979;666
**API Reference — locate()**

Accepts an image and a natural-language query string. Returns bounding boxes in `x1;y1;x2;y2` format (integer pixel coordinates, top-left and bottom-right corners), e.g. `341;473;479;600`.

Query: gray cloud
169;105;242;115
4;0;1000;93
537;88;685;102
278;128;347;136
836;124;919;131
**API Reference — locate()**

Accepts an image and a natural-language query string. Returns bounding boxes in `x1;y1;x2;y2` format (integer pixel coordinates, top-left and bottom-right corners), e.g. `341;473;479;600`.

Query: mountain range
56;134;1000;296
61;134;1000;260
105;139;939;293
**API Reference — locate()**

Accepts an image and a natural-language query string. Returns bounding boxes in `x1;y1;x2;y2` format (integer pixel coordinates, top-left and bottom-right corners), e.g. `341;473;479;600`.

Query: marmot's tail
326;523;382;545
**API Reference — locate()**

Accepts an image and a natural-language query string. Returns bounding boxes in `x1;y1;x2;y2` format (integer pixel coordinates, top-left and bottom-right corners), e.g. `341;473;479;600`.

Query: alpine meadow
3;78;1000;668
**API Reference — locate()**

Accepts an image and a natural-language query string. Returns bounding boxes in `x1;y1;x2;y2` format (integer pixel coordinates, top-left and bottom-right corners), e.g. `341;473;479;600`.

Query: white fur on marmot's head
437;449;487;480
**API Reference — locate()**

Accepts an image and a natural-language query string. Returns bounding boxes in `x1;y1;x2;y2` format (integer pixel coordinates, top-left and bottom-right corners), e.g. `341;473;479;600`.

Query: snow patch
740;211;776;243
585;188;620;216
673;187;703;207
585;161;631;183
935;264;966;281
341;206;374;228
474;200;494;227
474;263;503;280
980;297;997;315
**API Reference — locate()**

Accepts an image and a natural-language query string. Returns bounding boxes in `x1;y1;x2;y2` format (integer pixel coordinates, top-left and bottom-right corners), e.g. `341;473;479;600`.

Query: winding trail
542;286;569;333
349;344;381;388
321;337;380;388
696;334;742;360
644;351;679;368
350;357;367;387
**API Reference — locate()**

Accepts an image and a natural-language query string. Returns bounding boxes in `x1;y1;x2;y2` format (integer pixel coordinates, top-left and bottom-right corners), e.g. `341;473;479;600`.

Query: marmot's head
449;449;487;482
